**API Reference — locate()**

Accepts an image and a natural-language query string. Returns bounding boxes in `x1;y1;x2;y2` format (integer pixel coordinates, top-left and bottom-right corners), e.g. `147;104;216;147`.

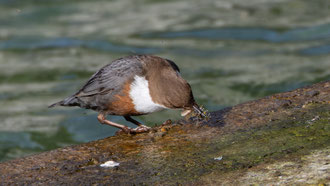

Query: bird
49;55;205;134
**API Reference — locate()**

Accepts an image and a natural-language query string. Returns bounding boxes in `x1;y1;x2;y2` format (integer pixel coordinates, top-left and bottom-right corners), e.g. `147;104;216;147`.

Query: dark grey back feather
49;56;144;112
77;56;143;96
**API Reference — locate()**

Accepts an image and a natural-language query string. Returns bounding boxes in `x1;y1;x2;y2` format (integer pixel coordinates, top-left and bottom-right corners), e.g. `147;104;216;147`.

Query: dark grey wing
76;57;144;97
48;56;145;110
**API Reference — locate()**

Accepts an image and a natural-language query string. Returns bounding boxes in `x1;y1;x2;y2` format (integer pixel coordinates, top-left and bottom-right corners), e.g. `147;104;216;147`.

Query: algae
138;104;329;185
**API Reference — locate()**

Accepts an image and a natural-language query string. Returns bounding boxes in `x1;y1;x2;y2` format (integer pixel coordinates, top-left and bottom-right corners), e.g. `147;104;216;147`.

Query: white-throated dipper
49;55;204;134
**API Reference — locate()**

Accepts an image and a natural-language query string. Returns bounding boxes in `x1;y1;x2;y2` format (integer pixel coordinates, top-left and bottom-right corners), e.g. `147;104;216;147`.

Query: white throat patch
129;75;167;114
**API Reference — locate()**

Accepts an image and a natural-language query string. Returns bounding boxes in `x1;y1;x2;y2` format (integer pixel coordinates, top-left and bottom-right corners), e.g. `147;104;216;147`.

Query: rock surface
0;81;329;185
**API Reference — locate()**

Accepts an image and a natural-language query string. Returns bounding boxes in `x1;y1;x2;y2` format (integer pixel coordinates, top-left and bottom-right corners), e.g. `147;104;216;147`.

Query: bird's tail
48;101;63;108
48;96;79;108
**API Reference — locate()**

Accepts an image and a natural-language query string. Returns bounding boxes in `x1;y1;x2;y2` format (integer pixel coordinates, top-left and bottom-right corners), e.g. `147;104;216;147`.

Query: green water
0;0;330;162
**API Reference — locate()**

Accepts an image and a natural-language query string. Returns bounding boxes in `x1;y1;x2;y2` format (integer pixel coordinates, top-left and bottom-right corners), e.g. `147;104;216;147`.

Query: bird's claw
131;125;151;134
116;125;151;135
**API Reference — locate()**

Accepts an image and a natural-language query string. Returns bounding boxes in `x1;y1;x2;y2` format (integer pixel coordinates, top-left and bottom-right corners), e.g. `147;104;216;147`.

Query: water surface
0;0;330;162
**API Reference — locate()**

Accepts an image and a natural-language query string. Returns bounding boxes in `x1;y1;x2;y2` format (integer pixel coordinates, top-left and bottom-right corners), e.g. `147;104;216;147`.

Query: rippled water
1;0;330;162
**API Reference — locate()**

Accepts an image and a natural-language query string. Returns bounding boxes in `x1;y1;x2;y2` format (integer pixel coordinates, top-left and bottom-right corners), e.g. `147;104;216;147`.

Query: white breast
129;75;167;114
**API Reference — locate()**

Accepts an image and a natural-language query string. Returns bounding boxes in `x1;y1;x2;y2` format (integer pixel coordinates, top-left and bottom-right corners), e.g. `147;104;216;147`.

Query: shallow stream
0;0;329;161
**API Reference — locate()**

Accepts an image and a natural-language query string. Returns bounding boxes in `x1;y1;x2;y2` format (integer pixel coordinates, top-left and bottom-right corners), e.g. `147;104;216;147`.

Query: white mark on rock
100;160;120;168
214;156;223;161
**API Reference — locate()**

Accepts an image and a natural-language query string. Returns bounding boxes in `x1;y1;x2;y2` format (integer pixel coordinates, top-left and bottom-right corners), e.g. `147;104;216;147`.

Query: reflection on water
0;38;161;54
300;44;330;55
0;0;330;162
142;23;330;42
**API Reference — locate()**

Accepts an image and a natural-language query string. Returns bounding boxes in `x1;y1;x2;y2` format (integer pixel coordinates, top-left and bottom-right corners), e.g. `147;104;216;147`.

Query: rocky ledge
0;81;329;185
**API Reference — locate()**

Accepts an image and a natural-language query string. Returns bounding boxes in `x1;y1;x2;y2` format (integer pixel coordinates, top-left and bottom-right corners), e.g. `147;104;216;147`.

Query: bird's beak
181;109;192;116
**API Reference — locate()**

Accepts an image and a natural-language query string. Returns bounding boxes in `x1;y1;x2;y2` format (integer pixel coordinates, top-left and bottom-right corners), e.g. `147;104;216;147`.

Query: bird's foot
131;125;151;134
116;125;151;135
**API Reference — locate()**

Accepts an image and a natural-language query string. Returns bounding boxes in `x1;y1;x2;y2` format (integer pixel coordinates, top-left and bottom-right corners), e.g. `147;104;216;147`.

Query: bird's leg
97;113;131;133
124;116;142;126
124;116;151;133
97;113;150;134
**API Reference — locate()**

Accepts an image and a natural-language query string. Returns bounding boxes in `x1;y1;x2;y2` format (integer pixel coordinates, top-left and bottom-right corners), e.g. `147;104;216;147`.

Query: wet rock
0;81;329;185
306;90;320;97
